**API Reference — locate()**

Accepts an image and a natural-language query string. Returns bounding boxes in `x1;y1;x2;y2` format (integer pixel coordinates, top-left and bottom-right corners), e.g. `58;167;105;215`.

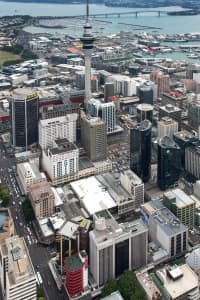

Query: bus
36;272;43;286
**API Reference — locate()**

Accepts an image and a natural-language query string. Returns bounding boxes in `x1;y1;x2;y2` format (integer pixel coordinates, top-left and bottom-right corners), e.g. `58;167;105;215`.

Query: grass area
0;51;20;66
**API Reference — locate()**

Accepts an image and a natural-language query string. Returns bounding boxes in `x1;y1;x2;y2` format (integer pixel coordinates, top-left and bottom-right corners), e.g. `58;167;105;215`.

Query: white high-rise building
0;235;37;300
158;117;178;139
88;99;116;133
42;138;79;185
39;114;77;150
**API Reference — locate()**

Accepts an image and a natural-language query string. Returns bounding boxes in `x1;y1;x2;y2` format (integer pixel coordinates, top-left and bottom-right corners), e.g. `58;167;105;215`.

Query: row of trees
2;44;38;66
101;271;146;300
22;197;35;222
0;185;10;207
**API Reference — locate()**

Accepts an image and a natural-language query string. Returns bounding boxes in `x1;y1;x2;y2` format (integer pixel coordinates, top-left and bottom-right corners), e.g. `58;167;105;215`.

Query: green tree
118;271;146;300
22;197;35;222
101;279;118;298
0;185;10;207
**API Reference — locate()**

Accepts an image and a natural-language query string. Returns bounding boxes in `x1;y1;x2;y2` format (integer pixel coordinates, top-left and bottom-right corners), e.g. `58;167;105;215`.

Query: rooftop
142;200;187;236
160;104;181;112
65;255;82;272
39;113;77;127
159;136;180;149
29;181;55;202
164;188;195;208
101;291;124;300
173;130;196;141
17;162;42;179
51;138;77;155
156;264;199;299
5;235;35;285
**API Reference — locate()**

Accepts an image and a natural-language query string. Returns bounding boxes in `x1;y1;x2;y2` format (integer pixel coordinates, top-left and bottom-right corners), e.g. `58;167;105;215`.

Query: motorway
0;141;66;300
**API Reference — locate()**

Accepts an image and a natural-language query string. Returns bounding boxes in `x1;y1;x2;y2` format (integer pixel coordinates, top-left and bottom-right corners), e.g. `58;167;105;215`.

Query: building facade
39;114;77;150
89;213;148;287
157;136;181;190
29;181;55;219
42;138;79;184
185;143;200;179
11;88;39;150
130;120;152;183
158;117;178;139
81;116;107;161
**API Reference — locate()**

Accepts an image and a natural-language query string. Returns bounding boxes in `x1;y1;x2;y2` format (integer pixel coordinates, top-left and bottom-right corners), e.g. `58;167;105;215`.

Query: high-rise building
159;104;182;131
11;88;39;150
136;103;153;123
130;120;152;183
173;130;197;169
0;235;37;300
163;189;195;229
185;142;200;179
88;99;116;133
141;200;188;258
104;82;115;101
81;116;107;161
42;138;79;185
157;117;178;139
188;99;200;130
150;70;170;98
29;181;55;219
89;212;148;287
39;114;77;150
65;251;88;297
157;136;181;190
80;0;95;107
138;85;154;105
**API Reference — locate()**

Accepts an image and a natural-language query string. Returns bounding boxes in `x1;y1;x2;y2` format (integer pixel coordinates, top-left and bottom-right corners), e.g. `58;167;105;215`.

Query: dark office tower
138;85;154;105
157;136;181;191
137;103;153;123
104;82;115;101
188;100;200;130
130;120;152;183
11;88;39;150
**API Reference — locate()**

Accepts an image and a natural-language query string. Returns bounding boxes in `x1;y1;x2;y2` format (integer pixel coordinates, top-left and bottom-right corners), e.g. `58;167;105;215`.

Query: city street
0;141;66;300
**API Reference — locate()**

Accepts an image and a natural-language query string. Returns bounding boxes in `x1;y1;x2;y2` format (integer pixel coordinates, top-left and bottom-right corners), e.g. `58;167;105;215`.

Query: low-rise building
29;181;55;219
17;162;46;194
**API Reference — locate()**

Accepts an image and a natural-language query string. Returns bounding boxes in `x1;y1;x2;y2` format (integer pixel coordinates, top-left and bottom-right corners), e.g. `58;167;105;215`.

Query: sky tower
80;0;95;108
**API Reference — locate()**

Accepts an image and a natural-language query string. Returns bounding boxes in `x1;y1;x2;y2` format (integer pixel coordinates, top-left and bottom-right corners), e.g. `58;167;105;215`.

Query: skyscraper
81;115;107;161
80;0;95;107
157;136;181;190
11;88;39;150
138;85;154;105
130;120;152;183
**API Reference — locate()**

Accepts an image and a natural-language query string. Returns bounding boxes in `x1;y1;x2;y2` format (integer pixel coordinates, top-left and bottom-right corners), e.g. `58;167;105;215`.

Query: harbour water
1;1;200;35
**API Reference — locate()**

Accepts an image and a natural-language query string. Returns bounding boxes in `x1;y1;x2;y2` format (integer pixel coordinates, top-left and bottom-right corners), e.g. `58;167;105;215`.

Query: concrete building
0;209;14;244
185;142;200;179
39;114;77;150
17;162;46;194
173;130;197;169
188;99;200;130
11;88;39;151
40;103;80;121
150;70;170;98
162;91;186;109
81;116;107;162
29;181;55;219
136;103;153;123
158;117;178;139
163;189;195;229
156;264;200;300
89;211;148;287
0;235;37;300
88;99;116;134
120;170;144;210
141;200;188;258
42;138;79;184
159;104;182;131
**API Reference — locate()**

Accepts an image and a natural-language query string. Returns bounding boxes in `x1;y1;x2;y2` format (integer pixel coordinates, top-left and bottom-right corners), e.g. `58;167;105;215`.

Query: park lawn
0;50;20;66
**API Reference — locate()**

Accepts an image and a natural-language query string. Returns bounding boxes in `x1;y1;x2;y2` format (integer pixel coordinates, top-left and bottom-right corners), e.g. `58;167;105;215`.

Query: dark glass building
11;88;39;150
157;136;181;191
130;120;152;183
138;85;154;105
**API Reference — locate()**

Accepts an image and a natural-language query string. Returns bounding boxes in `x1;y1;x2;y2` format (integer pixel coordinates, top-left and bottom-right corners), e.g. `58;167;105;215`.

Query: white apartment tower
42;138;79;185
0;235;37;300
39;114;77;150
158;117;178;139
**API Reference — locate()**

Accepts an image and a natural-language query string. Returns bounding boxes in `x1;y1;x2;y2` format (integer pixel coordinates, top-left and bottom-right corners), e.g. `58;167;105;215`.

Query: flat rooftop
156;264;198;299
51;138;77;154
164;188;195;208
142;200;187;236
5;236;35;285
70;176;116;215
18;162;42;179
65;255;82;272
